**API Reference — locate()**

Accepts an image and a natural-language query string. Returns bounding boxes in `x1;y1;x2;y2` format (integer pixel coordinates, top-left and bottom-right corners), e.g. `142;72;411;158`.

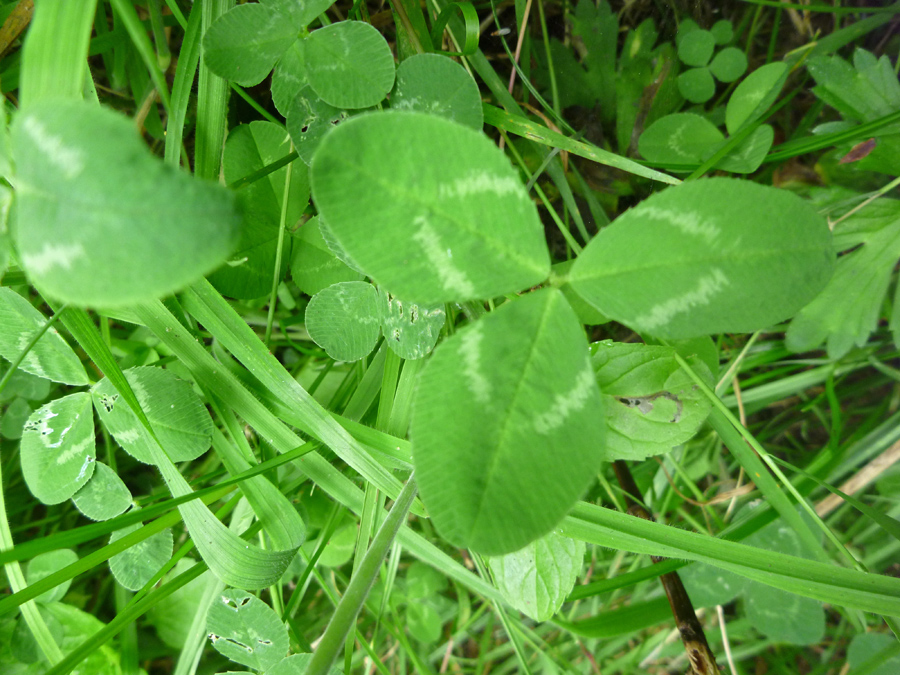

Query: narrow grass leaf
290;216;363;295
61;307;297;590
411;289;605;555
20;393;96;505
12;101;240;307
92;366;214;465
206;589;289;670
129;299;500;602
555;597;672;638
305;281;381;362
742;518;826;645
72;462;133;521
378;290;445;360
304;21;395;109
391;54;484;130
181;280;412;506
311;111;551;304
0;288;88;385
591;340;713;460
17;0;97;107
211;120;308;299
482;104;679;185
563;502;900;616
109;520;174;592
488;531;585;622
568;177;835;339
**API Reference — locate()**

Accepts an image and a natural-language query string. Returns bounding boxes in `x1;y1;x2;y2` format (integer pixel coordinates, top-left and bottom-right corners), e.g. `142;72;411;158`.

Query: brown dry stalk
613;460;720;675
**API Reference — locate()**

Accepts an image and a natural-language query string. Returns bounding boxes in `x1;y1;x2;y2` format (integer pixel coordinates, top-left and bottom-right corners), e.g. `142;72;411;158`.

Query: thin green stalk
264;142;295;347
196;0;235;180
306;476;419;675
0;452;64;665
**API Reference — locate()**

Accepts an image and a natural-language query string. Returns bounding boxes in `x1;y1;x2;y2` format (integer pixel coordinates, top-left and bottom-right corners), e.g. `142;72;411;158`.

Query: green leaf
788;220;900;358
0;368;51;403
11;101;240;307
742;517;825;645
92;366;213;465
591;341;713;460
267;654;341;675
11;604;64;664
488;531;584;622
391;53;484;130
271;40;307;117
405;561;448;599
411;289;605;555
677;29;715;67
378;290;445;360
568;178;835;339
847;633;900;675
108;518;173;591
305;281;381;362
638;113;725;166
407;602;442;643
210;121;308;299
710;19;734;45
680;561;748;608
713;124;774;174
304;21;395;109
0;397;31;439
201;2;299;87
725;62;788;134
261;0;336;31
20;392;96;505
26;549;79;604
709;46;747;83
303;522;358;568
677;67;715;103
286;86;353;167
311;111;550;304
290;216;364;295
0;288;88;385
206;589;289;671
675;18;700;47
808;49;900;125
72;461;133;521
147;558;214;649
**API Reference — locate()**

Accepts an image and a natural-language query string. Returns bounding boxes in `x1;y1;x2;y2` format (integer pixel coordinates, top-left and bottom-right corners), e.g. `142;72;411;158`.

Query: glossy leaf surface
72;461;133;521
411;289;605;555
591;341;713;460
488;531;585;622
391;53;483;130
0;287;88;385
92;366;213;465
20;392;96;504
304;21;395;109
311;112;550;304
207;589;289;671
569;178;835;339
305;281;381;362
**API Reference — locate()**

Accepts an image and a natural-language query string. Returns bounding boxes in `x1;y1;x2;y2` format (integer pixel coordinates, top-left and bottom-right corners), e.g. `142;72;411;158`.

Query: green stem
264;142;295;347
306;476;419;675
0;451;64;665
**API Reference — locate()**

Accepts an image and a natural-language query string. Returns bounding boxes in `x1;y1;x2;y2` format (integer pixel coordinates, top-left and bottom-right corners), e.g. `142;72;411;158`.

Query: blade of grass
306;476;418;675
18;0;97;107
483;104;680;186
